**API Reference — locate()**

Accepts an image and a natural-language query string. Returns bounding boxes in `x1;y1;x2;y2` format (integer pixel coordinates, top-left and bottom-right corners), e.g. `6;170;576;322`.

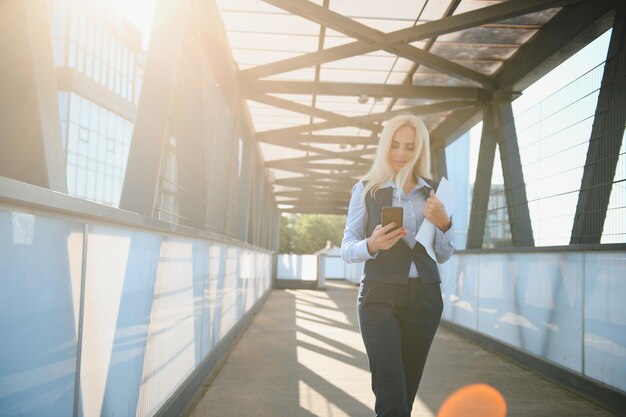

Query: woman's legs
401;282;444;414
358;281;410;417
358;281;443;416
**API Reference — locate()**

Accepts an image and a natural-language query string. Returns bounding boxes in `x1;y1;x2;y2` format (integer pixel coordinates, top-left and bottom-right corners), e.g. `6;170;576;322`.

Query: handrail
455;242;626;254
0;176;273;254
5;175;623;255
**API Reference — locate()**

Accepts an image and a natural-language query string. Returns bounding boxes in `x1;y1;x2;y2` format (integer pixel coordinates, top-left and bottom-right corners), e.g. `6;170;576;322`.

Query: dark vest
362;180;441;284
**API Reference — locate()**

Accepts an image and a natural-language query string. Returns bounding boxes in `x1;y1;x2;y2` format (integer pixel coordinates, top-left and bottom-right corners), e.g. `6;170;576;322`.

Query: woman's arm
434;221;455;263
423;189;456;263
341;182;377;263
341;182;408;263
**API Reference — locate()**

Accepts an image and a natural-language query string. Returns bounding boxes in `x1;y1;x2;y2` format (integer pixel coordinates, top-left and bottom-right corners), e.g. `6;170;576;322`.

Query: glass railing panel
0;210;84;417
584;252;626;392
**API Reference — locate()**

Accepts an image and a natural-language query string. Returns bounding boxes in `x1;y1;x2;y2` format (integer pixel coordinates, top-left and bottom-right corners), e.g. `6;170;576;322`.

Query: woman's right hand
366;223;407;255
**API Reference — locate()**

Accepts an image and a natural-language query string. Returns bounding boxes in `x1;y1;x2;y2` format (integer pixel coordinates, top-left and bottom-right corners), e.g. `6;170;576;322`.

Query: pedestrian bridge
1;0;626;415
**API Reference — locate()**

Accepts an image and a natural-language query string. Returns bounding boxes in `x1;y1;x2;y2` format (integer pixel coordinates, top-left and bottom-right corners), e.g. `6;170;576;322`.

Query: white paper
415;177;456;261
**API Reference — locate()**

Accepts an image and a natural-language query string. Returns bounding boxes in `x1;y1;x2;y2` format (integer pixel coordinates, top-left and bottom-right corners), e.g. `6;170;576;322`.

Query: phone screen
381;206;403;233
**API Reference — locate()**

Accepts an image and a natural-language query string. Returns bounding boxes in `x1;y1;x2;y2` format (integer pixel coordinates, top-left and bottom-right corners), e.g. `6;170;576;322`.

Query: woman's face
388;124;417;174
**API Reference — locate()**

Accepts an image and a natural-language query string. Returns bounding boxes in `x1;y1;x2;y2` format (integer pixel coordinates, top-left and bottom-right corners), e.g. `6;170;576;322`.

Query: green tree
279;213;346;254
279;214;296;253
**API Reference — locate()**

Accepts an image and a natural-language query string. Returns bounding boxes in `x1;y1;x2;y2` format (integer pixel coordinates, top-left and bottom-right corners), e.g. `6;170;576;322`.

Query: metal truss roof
215;0;614;214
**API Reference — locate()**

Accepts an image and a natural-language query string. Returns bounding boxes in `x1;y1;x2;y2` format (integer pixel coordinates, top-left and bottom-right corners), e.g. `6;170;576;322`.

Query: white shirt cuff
356;238;377;260
436;221;454;243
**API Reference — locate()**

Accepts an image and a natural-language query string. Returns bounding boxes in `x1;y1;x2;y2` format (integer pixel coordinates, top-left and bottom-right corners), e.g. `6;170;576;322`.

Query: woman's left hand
423;189;451;232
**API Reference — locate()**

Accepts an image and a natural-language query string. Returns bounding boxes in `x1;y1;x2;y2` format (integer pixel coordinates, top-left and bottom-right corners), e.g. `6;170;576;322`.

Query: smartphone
381;206;403;234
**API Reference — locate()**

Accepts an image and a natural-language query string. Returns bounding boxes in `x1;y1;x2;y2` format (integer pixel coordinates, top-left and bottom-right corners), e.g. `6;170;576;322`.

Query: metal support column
432;146;448;181
0;0;67;192
493;99;534;246
119;0;184;216
571;6;626;244
467;106;497;249
175;3;212;230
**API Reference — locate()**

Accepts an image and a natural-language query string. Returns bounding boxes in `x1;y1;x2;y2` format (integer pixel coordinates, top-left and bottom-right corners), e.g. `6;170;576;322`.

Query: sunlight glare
438;384;507;417
100;0;157;49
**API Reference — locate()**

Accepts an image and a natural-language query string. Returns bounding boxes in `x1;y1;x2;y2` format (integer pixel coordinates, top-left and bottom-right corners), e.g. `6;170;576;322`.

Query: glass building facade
50;0;142;103
50;0;144;207
58;91;132;207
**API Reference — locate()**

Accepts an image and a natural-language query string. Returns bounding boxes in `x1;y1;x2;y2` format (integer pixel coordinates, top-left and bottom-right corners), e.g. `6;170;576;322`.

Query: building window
60;92;133;207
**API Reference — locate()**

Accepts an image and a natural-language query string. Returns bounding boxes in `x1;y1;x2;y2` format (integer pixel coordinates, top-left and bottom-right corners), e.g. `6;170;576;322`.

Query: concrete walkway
187;281;615;417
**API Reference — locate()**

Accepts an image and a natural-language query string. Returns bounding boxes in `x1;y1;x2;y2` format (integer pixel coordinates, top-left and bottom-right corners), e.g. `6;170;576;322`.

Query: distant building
467;182;512;248
314;240;345;280
484;183;512;248
313;240;341;256
49;0;145;207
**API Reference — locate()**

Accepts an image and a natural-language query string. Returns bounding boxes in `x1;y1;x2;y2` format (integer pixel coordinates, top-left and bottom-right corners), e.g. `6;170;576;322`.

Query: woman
341;115;455;417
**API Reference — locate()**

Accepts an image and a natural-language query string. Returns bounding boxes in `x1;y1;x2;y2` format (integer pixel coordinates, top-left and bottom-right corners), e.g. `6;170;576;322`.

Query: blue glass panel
79;226;161;417
0;210;84;417
584;252;626;391
441;254;478;330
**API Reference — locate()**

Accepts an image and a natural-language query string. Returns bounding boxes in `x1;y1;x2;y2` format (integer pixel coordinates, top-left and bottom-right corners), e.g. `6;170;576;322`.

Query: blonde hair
361;115;432;201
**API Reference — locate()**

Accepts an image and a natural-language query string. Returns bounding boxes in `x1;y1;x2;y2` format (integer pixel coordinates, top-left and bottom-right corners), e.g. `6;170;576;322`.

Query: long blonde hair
361;115;432;201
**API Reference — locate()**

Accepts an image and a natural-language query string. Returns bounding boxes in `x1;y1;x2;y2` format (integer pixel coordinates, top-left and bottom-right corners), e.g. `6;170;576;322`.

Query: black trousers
357;279;443;417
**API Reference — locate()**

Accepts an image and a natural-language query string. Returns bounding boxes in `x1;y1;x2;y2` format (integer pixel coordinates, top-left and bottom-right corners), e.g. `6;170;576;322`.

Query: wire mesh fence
484;57;626;247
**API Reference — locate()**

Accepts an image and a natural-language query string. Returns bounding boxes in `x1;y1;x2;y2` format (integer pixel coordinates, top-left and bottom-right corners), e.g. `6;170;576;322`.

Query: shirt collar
381;176;431;191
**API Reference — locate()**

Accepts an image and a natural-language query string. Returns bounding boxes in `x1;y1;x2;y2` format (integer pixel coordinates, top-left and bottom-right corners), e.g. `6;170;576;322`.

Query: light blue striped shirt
341;178;455;278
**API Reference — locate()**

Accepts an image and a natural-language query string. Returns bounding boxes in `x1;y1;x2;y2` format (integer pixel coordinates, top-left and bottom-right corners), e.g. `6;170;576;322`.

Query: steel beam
247;80;483;101
493;100;534;246
384;0;587;46
277;199;350;207
276;190;351;199
278;198;347;206
268;147;373;164
243;0;585;80
257;100;474;138
260;0;497;89
119;0;184;216
280;207;347;214
430;106;484;149
271;141;373;165
270;167;367;177
433;147;448;180
177;1;226;229
248;93;380;132
261;0;384;42
274;177;357;187
259;134;378;146
266;160;368;171
496;0;615;92
431;1;614;152
467;106;497;249
378;0;462;136
273;174;357;183
274;172;348;182
571;5;626;244
0;0;67;192
264;144;373;166
389;44;498;91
